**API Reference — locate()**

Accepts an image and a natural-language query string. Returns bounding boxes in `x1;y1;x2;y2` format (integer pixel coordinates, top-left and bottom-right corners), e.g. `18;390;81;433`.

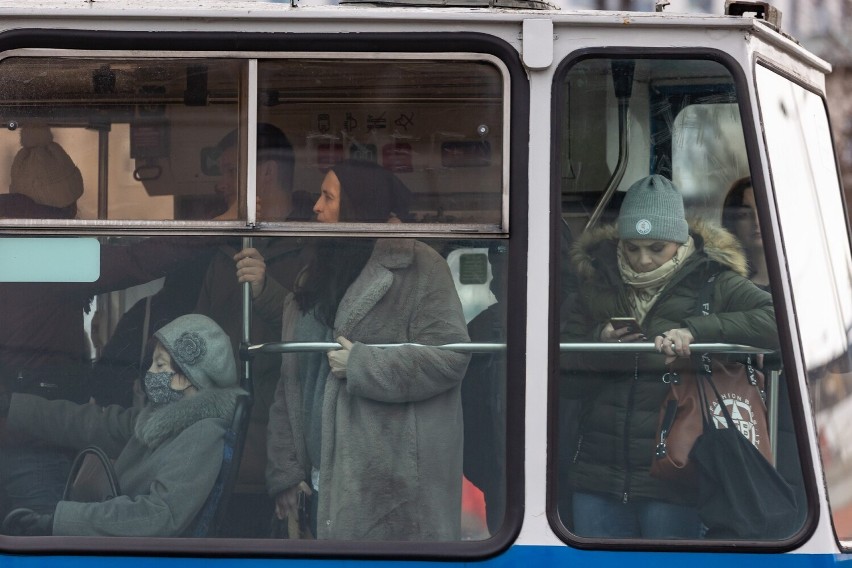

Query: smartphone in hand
609;317;643;336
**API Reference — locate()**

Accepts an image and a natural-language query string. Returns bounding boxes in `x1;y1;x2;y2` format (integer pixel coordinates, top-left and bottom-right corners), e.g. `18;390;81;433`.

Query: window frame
0;29;529;559
0;48;511;235
547;47;815;552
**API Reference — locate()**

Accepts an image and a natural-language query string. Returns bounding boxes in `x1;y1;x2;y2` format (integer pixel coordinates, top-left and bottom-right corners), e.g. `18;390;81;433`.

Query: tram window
0;231;508;543
756;65;849;546
0;56;505;228
553;57;803;543
0;58;240;221
0;51;512;548
257;59;505;226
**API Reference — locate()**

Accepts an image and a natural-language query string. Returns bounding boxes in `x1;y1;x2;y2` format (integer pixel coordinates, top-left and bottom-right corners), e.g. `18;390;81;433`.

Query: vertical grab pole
769;369;780;466
242;236;253;393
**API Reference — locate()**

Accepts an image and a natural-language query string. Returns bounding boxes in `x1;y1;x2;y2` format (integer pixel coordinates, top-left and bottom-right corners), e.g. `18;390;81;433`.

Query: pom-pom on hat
10;126;84;209
617;174;689;244
154;314;237;390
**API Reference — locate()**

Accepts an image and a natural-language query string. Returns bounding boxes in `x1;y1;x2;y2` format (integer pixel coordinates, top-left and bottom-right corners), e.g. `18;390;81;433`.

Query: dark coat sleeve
681;271;779;350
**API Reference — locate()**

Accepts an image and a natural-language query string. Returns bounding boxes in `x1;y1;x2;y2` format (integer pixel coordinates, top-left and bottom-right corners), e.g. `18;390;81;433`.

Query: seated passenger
258;159;470;540
561;174;778;539
0;126;215;519
722;177;769;290
0;314;244;537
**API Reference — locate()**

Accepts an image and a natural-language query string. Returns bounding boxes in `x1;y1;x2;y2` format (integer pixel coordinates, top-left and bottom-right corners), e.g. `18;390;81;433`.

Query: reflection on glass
259;59;505;225
0;58;241;221
757;64;852;542
0;233;507;541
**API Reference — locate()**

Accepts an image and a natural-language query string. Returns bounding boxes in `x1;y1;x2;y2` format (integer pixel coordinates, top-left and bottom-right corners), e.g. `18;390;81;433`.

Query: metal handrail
246;341;771;355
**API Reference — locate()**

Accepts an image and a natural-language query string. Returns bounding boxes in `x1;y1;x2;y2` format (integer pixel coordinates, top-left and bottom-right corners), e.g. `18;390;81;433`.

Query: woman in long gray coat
259;160;470;541
0;314;243;537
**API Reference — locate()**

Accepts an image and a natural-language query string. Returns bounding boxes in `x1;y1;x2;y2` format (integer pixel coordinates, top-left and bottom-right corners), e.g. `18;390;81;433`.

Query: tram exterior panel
0;2;846;566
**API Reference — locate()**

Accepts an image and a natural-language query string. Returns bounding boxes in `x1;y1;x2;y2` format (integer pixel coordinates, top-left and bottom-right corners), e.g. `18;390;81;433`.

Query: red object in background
382;142;413;173
461;475;489;539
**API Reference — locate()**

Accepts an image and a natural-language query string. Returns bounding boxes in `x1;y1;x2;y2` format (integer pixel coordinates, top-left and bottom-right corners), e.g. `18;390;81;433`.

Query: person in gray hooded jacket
0;314;244;537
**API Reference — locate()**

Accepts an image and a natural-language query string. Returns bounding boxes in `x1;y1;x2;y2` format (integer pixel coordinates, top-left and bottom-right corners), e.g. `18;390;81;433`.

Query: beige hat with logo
10;125;84;208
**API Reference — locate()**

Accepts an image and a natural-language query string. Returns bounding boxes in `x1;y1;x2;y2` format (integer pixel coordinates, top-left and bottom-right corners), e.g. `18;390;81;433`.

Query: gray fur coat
8;387;242;536
266;239;470;541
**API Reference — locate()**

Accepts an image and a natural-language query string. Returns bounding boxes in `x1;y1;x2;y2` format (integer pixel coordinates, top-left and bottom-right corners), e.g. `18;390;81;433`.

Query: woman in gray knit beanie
561;174;778;538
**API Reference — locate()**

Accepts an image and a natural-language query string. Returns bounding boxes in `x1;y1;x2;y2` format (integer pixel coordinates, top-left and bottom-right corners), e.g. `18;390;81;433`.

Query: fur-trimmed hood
134;386;244;448
571;218;749;282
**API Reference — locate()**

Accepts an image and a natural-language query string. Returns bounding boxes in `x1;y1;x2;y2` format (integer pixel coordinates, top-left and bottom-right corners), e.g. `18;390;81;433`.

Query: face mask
144;371;185;406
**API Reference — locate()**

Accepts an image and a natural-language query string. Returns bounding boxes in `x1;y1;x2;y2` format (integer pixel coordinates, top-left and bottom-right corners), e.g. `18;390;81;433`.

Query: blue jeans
572;491;701;539
0;447;71;515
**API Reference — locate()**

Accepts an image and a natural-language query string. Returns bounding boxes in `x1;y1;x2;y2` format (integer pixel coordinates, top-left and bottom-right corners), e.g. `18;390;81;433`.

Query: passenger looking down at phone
561;174;778;538
246;159;469;540
0;315;245;537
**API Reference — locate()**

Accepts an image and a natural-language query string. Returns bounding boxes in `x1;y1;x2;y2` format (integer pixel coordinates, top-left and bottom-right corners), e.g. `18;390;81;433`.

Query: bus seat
186;382;253;537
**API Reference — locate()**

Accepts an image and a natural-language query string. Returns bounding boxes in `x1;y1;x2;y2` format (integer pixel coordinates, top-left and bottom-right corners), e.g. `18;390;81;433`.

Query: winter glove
327;336;353;379
2;508;53;536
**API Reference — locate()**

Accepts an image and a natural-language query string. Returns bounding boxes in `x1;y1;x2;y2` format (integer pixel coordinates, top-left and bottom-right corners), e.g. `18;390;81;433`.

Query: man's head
214;123;295;220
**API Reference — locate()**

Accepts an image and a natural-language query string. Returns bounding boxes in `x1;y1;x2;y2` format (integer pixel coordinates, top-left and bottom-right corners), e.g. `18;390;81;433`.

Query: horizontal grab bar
248;342;506;354
247;342;770;354
558;343;770;353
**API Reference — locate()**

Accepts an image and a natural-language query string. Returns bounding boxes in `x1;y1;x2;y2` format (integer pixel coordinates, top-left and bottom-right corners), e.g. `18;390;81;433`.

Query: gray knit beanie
617;175;689;243
154;314;237;390
10;126;84;208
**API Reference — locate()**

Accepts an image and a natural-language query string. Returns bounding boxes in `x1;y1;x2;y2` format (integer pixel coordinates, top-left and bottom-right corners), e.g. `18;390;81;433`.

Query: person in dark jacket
194;124;313;536
0;314;244;537
561;174;779;539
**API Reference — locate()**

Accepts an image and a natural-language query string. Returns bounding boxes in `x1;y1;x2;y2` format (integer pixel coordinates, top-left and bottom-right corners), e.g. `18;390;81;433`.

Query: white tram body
0;1;847;566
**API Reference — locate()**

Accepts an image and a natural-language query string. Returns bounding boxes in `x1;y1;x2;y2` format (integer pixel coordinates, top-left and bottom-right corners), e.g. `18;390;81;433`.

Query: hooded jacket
561;220;778;504
7;386;242;536
266;239;470;541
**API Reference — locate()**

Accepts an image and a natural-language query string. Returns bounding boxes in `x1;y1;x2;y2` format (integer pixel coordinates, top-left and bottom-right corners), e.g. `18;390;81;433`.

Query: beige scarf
617;236;695;324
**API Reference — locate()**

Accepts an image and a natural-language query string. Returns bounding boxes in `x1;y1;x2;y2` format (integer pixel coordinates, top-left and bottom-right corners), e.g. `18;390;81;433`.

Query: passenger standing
260;159;470;540
562;174;778;538
722;177;770;291
194;123;311;534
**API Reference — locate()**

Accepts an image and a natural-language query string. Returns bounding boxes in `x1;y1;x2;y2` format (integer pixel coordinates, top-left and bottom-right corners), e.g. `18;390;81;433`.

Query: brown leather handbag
650;273;772;484
651;355;770;484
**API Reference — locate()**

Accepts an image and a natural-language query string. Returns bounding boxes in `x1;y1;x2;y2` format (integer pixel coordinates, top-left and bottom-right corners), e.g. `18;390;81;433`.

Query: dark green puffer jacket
561;219;779;505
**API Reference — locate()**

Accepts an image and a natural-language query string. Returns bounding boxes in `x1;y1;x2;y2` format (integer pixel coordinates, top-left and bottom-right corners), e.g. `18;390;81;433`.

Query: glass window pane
756;64;851;544
555;57;800;542
257;59;505;225
0;234;507;542
0;58;242;221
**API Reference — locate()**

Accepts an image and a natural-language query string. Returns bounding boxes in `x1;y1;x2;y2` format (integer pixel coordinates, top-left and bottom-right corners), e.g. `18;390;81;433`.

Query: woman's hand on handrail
655;328;695;363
